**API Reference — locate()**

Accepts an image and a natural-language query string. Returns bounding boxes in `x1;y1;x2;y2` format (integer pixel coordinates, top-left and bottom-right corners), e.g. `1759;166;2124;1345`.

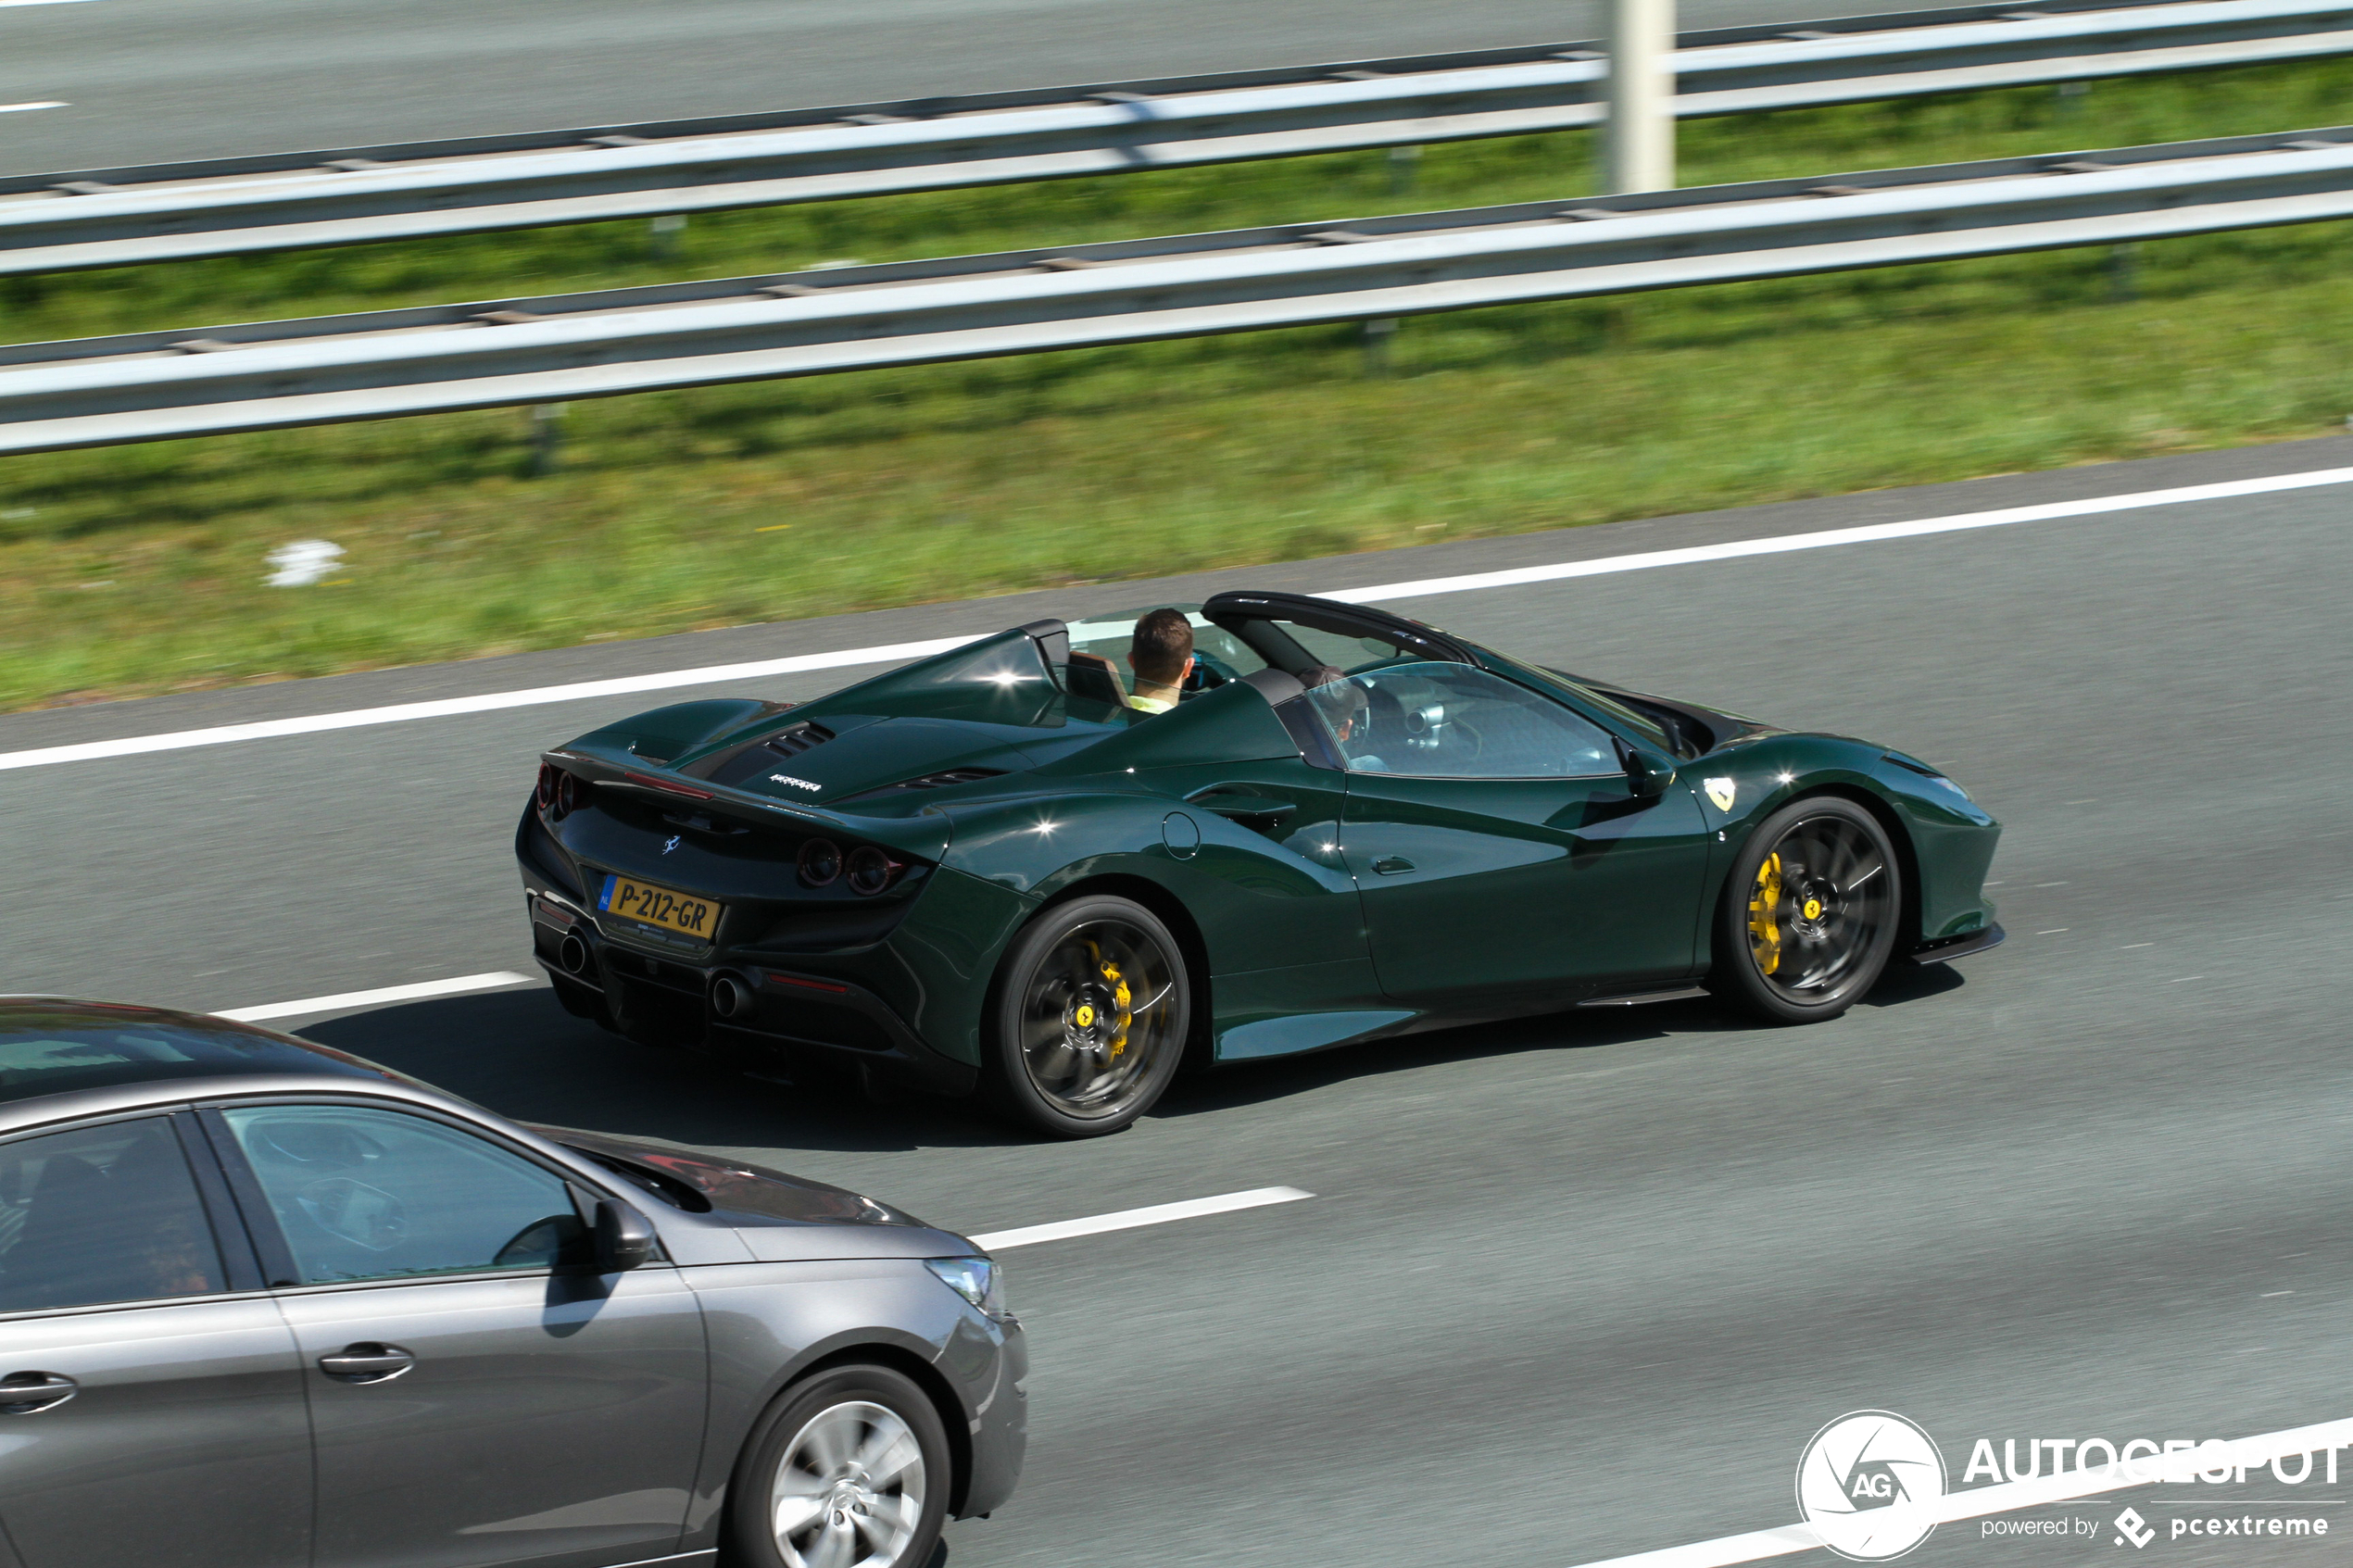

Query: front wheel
728;1364;950;1568
1715;797;1902;1023
986;896;1190;1138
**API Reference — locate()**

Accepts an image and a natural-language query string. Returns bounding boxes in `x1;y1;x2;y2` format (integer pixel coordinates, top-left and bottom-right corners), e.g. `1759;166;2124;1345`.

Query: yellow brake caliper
1087;943;1134;1058
1748;852;1784;976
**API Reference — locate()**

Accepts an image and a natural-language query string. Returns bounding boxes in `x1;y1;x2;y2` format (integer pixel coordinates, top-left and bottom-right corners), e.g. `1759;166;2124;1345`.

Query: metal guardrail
4;0;2350;273
3;126;2348;457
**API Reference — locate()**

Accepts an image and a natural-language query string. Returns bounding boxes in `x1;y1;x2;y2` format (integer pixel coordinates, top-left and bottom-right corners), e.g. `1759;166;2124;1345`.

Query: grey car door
209;1101;708;1568
0;1112;310;1568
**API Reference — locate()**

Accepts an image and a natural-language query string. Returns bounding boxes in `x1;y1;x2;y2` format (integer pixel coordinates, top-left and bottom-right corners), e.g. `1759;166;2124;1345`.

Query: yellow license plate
597;873;722;940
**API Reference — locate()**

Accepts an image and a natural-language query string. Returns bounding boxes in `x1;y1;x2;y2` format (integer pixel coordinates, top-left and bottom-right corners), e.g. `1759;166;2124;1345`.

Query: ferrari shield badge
1704;777;1737;812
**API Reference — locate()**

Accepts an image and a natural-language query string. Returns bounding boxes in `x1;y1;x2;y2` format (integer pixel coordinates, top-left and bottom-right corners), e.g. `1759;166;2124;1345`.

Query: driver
1125;608;1195;715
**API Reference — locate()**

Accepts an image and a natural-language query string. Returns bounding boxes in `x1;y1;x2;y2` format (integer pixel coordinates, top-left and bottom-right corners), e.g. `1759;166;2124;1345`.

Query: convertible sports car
517;591;2001;1136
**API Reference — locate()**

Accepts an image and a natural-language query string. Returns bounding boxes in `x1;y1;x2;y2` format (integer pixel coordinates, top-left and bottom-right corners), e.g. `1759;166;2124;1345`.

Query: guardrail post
650;215;687;259
1362;318;1399;377
529;403;567;475
1605;0;1676;194
2107;242;2141;302
1388;145;1422;197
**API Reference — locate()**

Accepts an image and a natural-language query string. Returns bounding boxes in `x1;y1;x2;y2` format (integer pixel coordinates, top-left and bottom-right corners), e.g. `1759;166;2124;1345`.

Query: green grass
4;60;2353;709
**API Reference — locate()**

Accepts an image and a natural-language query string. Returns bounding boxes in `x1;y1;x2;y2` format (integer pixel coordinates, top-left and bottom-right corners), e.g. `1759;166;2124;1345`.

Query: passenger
1305;670;1384;771
1125;608;1195;715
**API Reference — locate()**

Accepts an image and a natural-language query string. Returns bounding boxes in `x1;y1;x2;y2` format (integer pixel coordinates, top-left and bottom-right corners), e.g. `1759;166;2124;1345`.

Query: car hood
533;1124;980;1261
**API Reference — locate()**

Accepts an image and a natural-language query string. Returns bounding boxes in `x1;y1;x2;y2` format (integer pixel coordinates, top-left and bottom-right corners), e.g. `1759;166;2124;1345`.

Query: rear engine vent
764;722;835;758
685;721;839;785
840;768;1005;802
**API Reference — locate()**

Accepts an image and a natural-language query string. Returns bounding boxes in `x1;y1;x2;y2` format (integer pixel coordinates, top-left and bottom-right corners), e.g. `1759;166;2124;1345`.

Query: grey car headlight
925;1256;1004;1317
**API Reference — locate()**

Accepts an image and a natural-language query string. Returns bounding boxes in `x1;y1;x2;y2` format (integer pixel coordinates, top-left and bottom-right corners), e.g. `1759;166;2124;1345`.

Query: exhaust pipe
556;932;592;977
711;972;754;1020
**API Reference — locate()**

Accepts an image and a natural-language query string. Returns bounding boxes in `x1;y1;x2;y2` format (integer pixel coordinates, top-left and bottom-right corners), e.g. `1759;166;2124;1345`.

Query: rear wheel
986;896;1189;1138
728;1364;950;1568
1715;797;1902;1023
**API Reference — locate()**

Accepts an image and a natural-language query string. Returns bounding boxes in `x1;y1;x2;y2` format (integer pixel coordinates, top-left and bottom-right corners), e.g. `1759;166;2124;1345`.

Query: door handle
318;1343;416;1384
0;1373;77;1413
1185;787;1297;833
1370;856;1416;875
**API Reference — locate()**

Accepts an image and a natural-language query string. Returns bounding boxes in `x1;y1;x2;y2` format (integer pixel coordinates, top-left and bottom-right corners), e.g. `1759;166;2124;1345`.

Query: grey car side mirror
1623;747;1678;799
595;1198;657;1271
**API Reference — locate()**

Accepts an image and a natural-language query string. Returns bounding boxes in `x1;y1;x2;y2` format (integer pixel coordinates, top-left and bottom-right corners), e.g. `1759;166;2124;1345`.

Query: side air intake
838;768;1005;802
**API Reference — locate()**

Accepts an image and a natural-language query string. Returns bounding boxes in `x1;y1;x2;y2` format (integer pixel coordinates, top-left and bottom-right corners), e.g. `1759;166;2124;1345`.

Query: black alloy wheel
728;1363;950;1568
1716;797;1903;1023
988;896;1190;1137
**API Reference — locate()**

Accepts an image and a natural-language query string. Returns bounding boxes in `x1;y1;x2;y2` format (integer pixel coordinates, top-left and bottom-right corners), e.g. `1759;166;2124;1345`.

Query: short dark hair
1128;608;1194;684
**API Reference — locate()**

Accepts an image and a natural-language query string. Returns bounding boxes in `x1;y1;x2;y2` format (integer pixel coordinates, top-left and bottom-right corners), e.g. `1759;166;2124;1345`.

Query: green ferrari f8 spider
517;591;2001;1136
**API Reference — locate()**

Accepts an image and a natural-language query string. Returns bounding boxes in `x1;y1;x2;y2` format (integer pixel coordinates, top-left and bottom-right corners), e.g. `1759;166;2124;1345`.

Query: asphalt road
5;438;2352;1565
5;0;1964;175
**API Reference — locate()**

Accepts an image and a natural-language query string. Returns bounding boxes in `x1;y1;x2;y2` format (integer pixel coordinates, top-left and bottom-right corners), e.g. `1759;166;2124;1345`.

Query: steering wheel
1182;652;1238;695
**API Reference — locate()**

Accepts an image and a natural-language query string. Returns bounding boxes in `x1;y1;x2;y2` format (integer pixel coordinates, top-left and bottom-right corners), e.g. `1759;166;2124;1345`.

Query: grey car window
0;1117;225;1313
1301;661;1621;779
222;1106;585;1286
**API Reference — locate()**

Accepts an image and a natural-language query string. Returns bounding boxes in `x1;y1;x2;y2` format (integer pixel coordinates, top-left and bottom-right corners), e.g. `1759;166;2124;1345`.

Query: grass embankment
4;62;2352;709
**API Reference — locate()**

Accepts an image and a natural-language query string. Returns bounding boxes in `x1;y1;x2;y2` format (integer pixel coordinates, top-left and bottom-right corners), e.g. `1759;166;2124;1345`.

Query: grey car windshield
0;1010;385;1104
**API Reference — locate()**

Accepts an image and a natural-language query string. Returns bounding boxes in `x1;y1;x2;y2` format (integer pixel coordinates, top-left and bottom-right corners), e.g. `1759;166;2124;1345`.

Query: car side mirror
595;1198;657;1272
1622;746;1677;799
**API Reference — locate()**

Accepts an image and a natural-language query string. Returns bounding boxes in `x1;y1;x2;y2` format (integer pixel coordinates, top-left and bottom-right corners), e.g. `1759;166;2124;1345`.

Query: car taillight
846;846;902;897
798;838;842;887
555;771;589;819
535;763;559;812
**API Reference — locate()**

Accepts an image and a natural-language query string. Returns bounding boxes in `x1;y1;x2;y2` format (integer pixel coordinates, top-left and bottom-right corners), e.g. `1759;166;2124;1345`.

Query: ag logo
1795;1411;1945;1562
1704;776;1737;811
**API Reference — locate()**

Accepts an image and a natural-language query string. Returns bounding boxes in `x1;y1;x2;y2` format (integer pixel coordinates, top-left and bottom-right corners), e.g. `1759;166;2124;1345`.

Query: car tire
728;1363;951;1568
985;895;1191;1138
1715;796;1903;1024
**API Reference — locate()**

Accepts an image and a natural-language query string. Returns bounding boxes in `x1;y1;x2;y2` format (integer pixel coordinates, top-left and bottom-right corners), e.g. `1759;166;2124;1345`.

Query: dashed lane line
969;1187;1315;1250
6;462;2351;773
214;970;535;1022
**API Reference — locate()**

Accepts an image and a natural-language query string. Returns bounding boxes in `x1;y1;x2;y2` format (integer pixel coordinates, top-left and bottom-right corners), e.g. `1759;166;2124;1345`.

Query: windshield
1486;656;1678;755
0;1006;392;1105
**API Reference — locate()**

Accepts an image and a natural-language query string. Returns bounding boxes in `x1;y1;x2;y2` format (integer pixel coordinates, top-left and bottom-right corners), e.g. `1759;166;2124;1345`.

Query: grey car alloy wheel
769;1399;928;1568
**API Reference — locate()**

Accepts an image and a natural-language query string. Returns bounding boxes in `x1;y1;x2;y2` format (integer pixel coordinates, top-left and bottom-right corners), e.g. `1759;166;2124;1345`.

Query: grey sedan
0;997;1025;1568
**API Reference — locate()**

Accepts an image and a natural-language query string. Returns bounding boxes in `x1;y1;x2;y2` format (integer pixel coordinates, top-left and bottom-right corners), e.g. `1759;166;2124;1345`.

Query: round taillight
555;771;585;819
846;846;902;897
535;763;559;812
798;838;842;887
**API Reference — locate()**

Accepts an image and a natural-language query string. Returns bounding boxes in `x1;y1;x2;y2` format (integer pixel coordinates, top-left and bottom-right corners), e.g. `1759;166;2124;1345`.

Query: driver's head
1127;608;1195;689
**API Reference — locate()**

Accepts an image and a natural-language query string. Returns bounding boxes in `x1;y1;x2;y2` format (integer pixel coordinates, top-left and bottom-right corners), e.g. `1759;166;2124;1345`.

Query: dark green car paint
518;602;2000;1095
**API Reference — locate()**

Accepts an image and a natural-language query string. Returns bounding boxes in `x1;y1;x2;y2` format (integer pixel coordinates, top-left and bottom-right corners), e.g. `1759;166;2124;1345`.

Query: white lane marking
969;1185;1313;1250
1567;1415;2353;1568
1325;463;2353;603
6;461;2350;775
0;636;972;772
0;102;68;113
215;970;535;1022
